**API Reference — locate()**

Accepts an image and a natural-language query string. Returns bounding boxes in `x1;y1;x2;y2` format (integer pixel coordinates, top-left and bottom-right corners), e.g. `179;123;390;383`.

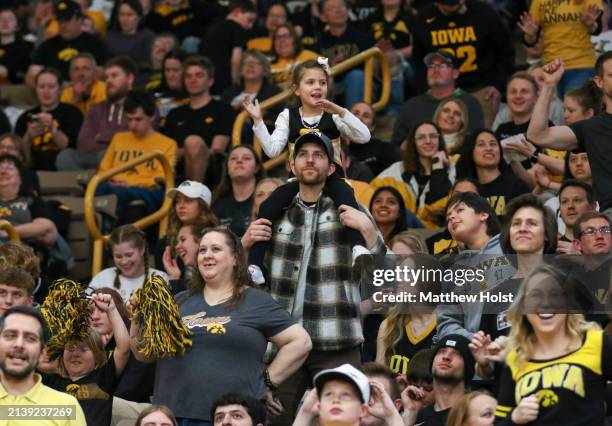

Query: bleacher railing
231;47;391;170
0;220;20;242
84;151;175;276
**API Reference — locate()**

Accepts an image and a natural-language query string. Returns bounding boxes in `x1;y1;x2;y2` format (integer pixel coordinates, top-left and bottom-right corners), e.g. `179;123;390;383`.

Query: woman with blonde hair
494;263;612;425
375;254;442;375
389;231;428;255
433;98;469;157
446;390;497;426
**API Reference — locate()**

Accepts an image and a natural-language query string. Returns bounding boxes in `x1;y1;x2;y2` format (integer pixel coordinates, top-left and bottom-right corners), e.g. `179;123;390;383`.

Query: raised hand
541;59;565;87
92;292;115;313
315;98;345;116
242;96;263;122
579;4;602;30
367;381;402;422
469;330;493;366
518;12;540;40
162;245;181;280
401;385;426;413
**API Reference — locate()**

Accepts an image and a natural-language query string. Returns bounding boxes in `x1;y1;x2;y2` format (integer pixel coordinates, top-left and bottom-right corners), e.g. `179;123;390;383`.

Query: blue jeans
95;182;164;219
334;69;365;109
177;419;212;426
557;67;595;98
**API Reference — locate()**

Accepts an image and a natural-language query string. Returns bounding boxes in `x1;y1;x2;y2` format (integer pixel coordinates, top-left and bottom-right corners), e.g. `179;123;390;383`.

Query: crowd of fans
0;0;611;425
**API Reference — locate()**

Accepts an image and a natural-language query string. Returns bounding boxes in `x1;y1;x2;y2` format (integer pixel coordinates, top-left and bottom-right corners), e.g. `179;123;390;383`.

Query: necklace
300;108;322;129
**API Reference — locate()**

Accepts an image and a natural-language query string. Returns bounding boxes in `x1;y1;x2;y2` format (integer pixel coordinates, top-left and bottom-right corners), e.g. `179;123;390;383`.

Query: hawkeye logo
182;311;231;333
515;364;585;403
58;47;79;62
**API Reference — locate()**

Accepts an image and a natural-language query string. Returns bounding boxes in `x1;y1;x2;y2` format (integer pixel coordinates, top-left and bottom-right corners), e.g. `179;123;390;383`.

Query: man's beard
107;87;128;102
0;356;37;380
432;367;463;386
296;169;326;186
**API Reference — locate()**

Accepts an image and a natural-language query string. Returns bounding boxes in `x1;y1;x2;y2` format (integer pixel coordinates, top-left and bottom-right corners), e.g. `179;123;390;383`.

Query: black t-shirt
347;159;374;182
415;405;450;426
411;0;514;92
163;99;234;148
350;137;400;176
479;172;530;218
43;356;117;426
200;19;248;95
147;2;200;41
32;32;110;81
15;103;84;170
570;113;612;210
364;8;412;49
212;192;253;237
315;26;373;81
0;38;33;83
0;195;52;226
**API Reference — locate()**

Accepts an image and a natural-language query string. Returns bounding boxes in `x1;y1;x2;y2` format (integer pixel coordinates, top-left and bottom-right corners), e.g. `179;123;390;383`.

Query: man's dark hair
210;393;266;425
183;55;215;80
105;56;138;77
595;50;612;78
124;89;157;117
362;362;401;401
559;179;595;205
445;191;499;237
0;267;35;295
228;0;257;14
500;193;558;256
573;211;612;240
406;348;434;385
0;306;49;348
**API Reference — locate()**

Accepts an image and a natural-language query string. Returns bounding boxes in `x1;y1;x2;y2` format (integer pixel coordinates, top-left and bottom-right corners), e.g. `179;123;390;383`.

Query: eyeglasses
579;226;612;238
242;60;262;66
428;63;451;70
415;133;440;142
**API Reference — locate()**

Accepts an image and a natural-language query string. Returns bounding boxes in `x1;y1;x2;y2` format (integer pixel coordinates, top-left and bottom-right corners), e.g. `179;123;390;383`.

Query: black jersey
386;319;437;375
495;329;612;426
287;107;342;165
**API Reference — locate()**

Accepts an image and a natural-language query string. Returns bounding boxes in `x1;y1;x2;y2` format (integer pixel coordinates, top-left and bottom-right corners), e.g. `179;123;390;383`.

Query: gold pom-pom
130;274;192;358
41;279;91;359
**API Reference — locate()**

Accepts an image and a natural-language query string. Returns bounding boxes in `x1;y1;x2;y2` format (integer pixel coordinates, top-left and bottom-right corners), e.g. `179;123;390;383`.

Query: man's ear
359;403;369;419
594;75;604;90
478;212;489;223
327;162;336;177
452;69;460;80
290;160;297;176
572;238;582;253
28;295;34;307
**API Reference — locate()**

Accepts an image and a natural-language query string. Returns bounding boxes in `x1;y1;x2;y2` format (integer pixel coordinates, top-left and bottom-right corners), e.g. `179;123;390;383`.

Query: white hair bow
317;57;331;75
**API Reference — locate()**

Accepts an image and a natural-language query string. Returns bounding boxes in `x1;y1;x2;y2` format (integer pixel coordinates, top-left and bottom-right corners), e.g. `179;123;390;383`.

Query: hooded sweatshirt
77;100;127;154
436;234;516;340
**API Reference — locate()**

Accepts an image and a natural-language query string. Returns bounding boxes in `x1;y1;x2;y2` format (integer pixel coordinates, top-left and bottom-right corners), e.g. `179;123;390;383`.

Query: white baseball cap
167;181;212;206
313;364;370;403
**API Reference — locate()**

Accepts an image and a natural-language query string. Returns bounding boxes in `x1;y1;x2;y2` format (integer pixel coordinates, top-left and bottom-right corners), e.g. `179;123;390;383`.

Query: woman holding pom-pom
130;226;312;425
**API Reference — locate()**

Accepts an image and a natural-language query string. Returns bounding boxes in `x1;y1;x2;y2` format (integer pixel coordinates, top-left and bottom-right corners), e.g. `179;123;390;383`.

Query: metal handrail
0;220;20;242
84;151;175;275
231;46;391;169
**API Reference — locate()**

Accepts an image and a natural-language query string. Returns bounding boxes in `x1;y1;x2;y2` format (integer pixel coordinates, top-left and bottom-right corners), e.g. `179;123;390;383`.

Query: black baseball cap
424;50;456;68
54;0;82;21
293;131;334;162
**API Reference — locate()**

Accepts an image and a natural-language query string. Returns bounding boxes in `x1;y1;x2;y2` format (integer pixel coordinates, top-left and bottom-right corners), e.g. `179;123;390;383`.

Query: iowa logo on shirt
0;207;12;218
65;383;110;400
515;364;585;402
58;47;79;63
182;311;231;332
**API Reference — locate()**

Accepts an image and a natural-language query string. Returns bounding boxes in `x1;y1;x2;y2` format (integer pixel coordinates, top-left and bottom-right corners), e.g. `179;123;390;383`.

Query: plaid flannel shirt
264;194;386;351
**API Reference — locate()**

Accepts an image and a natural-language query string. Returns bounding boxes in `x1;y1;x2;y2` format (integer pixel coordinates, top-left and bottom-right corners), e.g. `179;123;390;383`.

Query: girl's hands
315;99;345;117
92;293;114;313
162;245;181;280
242;96;263;123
